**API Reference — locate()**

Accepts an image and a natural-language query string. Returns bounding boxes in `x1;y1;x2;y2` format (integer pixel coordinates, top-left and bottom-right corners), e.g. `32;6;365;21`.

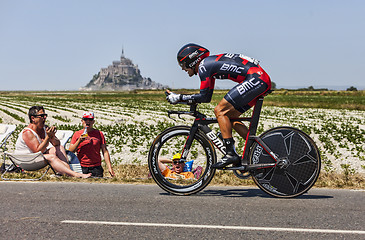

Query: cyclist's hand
166;91;181;104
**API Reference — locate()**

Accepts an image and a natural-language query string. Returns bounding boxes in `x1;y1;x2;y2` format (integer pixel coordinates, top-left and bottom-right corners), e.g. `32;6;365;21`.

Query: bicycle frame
151;90;321;197
168;96;280;172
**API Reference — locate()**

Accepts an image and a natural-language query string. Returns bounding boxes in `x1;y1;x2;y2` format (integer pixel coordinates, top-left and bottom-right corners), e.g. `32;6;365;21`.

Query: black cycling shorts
82;165;104;177
224;74;270;113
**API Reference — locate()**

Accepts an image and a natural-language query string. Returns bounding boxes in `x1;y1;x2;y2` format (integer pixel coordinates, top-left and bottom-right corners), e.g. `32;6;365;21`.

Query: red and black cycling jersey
181;53;271;103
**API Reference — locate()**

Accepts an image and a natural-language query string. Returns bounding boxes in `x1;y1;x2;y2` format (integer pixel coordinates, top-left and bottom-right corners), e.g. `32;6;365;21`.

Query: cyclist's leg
213;74;270;168
232;121;249;139
214;99;248;139
214;99;242;139
214;100;251;168
213;99;247;168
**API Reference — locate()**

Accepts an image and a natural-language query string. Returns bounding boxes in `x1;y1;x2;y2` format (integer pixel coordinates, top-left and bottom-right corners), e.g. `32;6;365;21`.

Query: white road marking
62;220;365;235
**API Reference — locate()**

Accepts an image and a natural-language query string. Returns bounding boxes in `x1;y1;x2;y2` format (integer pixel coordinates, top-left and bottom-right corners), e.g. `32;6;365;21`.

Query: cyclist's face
181;64;195;77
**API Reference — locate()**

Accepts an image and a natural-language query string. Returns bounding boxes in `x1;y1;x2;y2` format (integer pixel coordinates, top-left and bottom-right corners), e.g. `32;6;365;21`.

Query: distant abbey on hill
81;50;165;91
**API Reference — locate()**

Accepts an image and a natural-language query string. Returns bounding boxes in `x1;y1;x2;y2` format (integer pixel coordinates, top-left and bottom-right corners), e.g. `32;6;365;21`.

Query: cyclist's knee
215;100;230;116
214;106;229;119
214;105;221;117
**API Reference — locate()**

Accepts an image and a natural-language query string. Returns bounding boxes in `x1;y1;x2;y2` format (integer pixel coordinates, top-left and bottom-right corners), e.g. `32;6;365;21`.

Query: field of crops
0;90;364;175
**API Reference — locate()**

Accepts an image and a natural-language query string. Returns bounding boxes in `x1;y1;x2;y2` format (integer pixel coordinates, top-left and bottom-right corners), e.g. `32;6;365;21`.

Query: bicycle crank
233;170;251;179
223;163;277;171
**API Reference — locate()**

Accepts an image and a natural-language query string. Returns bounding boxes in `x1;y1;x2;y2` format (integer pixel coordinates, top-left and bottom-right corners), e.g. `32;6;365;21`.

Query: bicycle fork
179;123;203;160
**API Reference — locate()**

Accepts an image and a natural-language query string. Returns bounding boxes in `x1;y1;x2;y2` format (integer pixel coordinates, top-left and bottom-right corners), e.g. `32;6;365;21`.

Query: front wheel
148;126;217;195
249;127;321;198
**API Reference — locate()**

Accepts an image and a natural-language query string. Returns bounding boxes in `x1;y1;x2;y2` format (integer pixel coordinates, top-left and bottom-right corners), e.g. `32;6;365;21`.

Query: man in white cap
69;111;115;177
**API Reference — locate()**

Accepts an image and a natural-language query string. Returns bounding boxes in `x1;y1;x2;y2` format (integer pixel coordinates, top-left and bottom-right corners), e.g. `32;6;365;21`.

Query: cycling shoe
212;153;241;169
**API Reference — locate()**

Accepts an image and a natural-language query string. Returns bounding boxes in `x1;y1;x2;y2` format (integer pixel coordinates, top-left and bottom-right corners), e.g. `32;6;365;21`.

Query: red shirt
71;129;106;167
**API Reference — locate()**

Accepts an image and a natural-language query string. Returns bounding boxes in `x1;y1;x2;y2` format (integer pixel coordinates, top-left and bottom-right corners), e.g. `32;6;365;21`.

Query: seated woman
158;153;195;180
15;106;91;178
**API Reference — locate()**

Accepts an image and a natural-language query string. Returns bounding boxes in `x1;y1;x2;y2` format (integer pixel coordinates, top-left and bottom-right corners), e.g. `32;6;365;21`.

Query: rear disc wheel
250;127;321;198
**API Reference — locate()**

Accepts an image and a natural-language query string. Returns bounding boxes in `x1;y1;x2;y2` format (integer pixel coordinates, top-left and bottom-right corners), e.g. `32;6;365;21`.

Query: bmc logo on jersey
220;63;244;74
237;78;260;95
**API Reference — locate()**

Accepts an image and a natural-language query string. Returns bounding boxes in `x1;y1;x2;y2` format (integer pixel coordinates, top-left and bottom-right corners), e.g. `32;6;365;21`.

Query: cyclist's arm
181;78;215;103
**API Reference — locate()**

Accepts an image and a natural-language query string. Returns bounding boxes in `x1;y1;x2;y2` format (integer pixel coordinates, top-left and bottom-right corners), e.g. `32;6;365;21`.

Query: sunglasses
82;118;94;121
32;114;48;118
173;160;184;165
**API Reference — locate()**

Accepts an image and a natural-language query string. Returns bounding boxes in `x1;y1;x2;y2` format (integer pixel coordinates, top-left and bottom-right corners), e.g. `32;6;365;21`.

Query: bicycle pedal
233;170;251;179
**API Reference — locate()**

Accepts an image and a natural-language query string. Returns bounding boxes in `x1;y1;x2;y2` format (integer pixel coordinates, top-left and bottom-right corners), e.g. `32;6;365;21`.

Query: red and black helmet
177;43;210;69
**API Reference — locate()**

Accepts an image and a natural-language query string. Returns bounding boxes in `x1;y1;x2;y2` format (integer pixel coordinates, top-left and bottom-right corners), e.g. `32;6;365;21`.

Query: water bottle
81;126;88;138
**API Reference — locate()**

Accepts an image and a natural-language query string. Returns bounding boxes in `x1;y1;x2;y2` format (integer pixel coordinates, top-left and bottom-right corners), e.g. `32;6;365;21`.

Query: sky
0;0;364;91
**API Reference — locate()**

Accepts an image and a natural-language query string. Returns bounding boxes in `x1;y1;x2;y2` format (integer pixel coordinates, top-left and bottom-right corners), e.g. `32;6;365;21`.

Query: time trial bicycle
148;91;321;198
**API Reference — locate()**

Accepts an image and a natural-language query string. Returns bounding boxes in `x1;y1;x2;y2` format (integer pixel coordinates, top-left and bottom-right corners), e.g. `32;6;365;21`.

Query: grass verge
1;164;364;190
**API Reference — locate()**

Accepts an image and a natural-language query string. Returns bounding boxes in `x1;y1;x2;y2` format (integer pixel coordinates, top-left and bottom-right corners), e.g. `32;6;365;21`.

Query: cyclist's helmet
177;43;210;69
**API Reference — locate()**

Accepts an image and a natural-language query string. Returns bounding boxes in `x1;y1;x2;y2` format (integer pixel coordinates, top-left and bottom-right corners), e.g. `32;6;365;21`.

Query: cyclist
158;153;195;180
166;43;271;169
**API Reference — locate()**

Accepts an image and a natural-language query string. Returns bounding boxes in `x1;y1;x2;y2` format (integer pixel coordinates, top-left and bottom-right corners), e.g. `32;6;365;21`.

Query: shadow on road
193;188;333;199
